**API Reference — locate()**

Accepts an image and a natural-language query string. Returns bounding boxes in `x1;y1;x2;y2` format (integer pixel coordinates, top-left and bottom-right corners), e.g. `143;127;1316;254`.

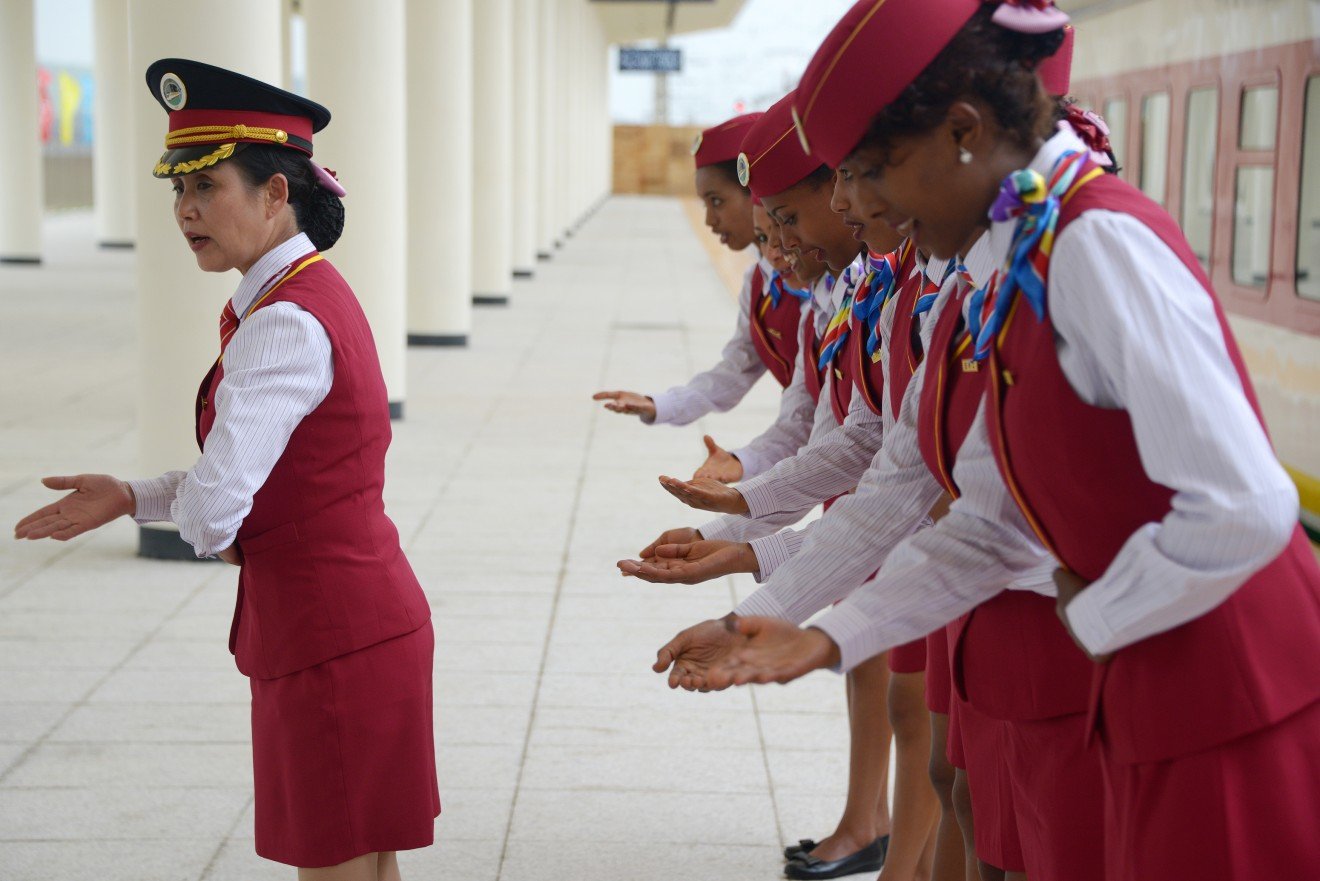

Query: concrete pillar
92;0;134;249
128;0;282;557
0;0;43;264
472;0;515;304
303;0;407;415
535;0;558;259
511;0;539;278
405;0;473;346
555;0;575;242
279;0;295;90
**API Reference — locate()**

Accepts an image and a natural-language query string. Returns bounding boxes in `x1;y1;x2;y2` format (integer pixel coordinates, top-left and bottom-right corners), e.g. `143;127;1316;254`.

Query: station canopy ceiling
591;0;749;43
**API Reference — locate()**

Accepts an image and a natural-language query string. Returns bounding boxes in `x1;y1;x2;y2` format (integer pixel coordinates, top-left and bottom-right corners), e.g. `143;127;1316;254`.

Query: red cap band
737;92;823;200
693;112;765;168
164;108;315;154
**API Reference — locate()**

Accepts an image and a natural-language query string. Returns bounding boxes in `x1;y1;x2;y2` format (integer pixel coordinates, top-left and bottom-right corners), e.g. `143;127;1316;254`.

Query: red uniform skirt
952;695;1025;872
1103;697;1320;881
888;636;927;673
250;622;440;867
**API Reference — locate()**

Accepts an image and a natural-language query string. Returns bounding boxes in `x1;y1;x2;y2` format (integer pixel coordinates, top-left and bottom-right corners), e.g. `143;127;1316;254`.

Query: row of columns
0;0;613;556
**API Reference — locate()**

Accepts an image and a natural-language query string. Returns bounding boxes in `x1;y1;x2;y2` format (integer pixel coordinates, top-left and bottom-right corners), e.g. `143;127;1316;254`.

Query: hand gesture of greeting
705;617;840;689
692;435;743;483
653;616;743;691
592;390;657;422
658;474;751;515
618;539;757;585
13;475;135;542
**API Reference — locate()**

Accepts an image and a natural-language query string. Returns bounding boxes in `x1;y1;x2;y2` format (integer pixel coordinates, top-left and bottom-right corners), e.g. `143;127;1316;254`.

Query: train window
1182;87;1218;271
1104;97;1128;175
1233;166;1274;288
1140;91;1170;204
1239;85;1278;151
1299;76;1320;301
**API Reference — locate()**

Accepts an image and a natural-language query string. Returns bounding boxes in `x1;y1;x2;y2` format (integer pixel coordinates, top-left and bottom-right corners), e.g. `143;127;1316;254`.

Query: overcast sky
609;0;855;126
36;0;850;127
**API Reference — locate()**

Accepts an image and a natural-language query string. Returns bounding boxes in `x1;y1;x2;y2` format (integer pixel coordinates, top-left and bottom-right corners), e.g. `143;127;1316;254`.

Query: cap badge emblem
690;132;703;156
160;73;187;111
736;152;751;187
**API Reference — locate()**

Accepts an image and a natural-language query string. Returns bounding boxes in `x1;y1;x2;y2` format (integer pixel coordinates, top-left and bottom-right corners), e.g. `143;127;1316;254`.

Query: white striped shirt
701;255;887;571
813;129;1299;669
647;257;770;428
721;270;839;480
128;232;334;557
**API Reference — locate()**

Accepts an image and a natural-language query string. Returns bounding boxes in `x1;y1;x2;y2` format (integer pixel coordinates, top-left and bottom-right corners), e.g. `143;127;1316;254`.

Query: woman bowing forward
14;59;438;880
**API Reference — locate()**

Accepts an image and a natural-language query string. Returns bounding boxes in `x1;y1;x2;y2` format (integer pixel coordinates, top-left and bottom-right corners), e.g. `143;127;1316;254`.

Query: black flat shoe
785;837;887;880
784;839;819;861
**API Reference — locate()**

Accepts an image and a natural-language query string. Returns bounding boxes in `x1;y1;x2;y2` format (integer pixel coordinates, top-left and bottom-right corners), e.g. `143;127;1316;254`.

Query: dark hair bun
229;143;345;251
299;186;345;251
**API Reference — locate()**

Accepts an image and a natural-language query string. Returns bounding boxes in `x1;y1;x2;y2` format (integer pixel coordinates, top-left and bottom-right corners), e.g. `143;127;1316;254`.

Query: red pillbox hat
792;0;981;169
736;92;822;201
1037;25;1074;96
693;112;765;168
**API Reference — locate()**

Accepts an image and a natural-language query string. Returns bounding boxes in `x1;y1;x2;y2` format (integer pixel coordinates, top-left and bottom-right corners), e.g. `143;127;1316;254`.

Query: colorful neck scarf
817;278;856;370
767;270;812;307
966;149;1102;360
852;245;904;359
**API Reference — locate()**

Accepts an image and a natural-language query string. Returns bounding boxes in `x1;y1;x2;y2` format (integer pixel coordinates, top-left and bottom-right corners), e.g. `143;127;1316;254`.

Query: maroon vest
917;282;1093;721
748;265;802;388
197;256;431;680
827;330;856;426
987;170;1320;761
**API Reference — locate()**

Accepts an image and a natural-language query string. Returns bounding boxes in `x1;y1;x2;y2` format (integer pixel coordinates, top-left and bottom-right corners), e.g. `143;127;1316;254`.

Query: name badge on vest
871;350;883;364
961;359;981;373
834;368;844;380
767;328;783;340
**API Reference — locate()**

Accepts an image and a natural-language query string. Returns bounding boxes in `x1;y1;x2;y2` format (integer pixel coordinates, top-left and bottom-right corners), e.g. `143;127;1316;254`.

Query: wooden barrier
612;125;704;196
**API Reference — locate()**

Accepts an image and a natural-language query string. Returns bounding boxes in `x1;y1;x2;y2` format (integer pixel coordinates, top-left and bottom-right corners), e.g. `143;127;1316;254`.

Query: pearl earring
959;147;973;165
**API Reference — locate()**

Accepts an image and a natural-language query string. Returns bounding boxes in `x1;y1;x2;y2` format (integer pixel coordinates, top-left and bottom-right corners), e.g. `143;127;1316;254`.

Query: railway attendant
13;59;438;880
594;112;811;482
703;2;1320;880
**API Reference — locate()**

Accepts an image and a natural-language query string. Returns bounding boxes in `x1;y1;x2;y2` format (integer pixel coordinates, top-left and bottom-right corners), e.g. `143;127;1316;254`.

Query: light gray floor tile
0;786;250;840
507;789;778;846
4;742;251;789
48;702;251;744
498;840;783;881
0;838;218;881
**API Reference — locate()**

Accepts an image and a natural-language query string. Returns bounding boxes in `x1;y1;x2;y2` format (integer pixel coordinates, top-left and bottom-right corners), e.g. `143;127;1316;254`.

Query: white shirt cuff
739;477;779;519
127;473;183;524
731;445;768;480
749;533;790;582
1064;589;1114;657
699;516;736;542
646;391;673;425
812;603;884;673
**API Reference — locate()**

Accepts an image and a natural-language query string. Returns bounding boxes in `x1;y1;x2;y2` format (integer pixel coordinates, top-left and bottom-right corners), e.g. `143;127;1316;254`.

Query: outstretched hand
692;435;743;483
658;474;751;515
638;527;701;560
13;474;135;542
618;539;757;585
592;390;657;422
652;616;743;691
705;617;840;689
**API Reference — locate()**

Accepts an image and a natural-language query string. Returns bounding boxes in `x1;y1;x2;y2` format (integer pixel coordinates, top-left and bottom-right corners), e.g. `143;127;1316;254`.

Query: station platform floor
0;198;854;880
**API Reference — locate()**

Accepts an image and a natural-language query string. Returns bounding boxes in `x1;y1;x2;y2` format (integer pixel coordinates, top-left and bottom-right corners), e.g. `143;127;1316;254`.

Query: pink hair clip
988;0;1070;34
309;160;346;198
1061;105;1114;167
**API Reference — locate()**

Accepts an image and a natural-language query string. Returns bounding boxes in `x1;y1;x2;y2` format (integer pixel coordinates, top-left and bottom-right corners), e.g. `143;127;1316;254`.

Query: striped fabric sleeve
167;302;333;557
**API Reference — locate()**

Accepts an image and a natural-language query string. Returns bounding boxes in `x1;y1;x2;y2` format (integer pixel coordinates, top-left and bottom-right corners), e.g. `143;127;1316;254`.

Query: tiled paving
0;199;852;880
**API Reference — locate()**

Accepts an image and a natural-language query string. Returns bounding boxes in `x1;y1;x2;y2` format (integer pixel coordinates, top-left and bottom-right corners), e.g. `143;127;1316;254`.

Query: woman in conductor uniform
13;59;438;880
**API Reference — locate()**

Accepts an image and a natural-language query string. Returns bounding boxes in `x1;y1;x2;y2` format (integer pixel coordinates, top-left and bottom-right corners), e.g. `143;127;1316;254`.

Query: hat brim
152;143;240;178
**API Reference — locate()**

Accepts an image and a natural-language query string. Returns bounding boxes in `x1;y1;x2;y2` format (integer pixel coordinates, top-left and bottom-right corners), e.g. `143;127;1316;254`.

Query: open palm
13;474;135;541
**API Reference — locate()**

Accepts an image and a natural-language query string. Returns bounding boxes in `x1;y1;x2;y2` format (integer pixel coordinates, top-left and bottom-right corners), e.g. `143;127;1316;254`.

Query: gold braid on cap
165;124;288;148
155;142;237;177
